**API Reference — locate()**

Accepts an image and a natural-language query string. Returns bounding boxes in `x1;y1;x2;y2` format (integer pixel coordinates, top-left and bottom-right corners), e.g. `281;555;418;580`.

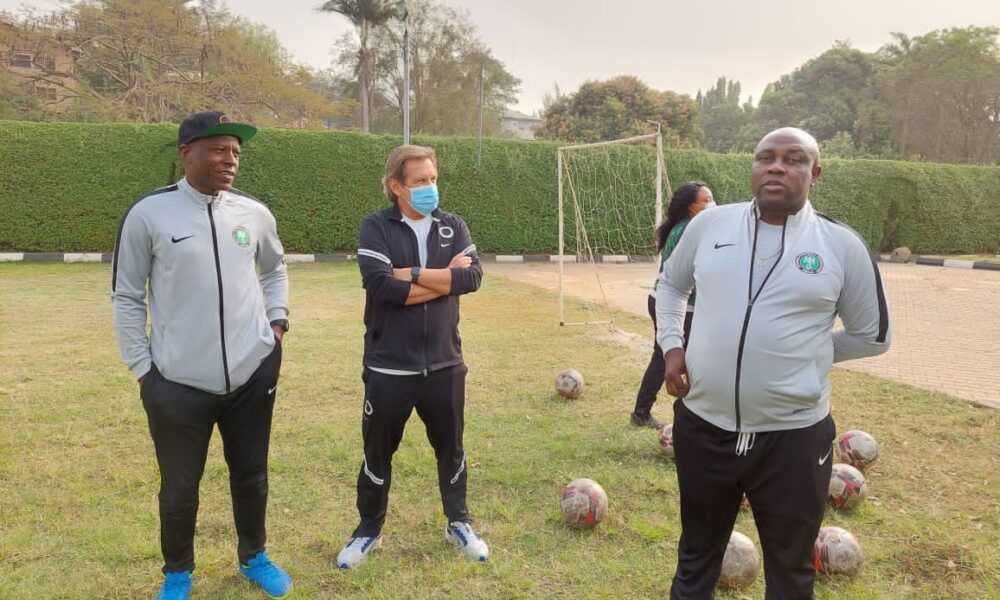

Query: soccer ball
555;369;584;399
560;478;608;527
835;430;879;470
718;531;761;588
658;423;674;458
828;463;868;510
814;526;865;576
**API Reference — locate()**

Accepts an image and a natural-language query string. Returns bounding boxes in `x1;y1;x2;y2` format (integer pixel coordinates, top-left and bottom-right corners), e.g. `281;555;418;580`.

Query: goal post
557;132;669;326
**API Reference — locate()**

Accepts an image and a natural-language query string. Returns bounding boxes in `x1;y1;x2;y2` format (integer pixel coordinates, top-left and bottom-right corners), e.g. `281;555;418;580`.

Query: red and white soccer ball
560;478;608;527
814;526;865;576
718;531;761;588
835;430;879;470
828;463;868;510
658;423;674;459
555;369;585;399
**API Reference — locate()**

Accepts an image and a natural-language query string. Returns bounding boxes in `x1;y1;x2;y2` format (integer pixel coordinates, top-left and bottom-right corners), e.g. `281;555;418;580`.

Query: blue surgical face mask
408;184;439;216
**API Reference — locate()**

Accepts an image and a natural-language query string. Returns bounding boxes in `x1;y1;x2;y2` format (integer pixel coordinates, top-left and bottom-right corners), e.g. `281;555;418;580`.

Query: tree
698;77;751;153
327;0;519;136
743;42;894;155
3;0;350;126
877;27;1000;164
535;75;701;147
318;0;398;132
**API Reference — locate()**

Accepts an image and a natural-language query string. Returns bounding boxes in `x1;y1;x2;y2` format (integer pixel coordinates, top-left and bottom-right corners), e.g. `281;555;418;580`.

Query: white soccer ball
555;369;584;399
814;526;865;576
718;531;761;588
560;478;608;527
835;430;879;470
658;423;674;458
828;463;868;510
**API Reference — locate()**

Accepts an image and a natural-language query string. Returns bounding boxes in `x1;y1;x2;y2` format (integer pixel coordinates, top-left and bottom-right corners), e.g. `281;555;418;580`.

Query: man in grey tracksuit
112;111;292;598
656;127;890;599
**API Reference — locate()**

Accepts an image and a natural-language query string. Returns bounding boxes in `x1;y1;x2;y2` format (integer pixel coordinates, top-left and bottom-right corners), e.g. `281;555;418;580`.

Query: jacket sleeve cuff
658;334;685;355
266;307;289;321
130;357;152;380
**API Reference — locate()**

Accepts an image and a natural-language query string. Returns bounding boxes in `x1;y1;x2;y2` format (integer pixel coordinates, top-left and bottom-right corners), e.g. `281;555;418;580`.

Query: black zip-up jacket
357;204;482;373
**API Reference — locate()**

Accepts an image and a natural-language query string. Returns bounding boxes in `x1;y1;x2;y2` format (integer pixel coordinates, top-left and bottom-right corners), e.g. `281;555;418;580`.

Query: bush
1;121;997;254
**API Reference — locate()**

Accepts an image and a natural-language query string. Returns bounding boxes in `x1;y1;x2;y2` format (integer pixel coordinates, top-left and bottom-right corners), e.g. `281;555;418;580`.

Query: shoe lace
450;522;477;545
246;553;280;577
347;536;372;551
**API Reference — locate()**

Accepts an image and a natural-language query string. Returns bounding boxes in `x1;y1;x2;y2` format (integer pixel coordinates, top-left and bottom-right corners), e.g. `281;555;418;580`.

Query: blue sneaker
156;571;192;600
239;551;293;598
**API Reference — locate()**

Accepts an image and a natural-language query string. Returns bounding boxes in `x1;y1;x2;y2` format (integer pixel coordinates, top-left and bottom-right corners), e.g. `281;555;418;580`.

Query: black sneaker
630;412;663;428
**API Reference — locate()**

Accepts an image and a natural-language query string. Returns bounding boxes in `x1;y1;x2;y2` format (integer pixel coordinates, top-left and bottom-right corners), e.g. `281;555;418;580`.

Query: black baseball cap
178;110;257;146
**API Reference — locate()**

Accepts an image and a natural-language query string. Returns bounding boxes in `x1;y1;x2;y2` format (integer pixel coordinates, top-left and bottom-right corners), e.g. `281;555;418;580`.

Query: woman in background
630;182;714;428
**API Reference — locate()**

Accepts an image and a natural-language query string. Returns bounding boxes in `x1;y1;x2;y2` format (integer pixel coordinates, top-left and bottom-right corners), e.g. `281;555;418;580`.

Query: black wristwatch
410;266;421;283
270;319;289;333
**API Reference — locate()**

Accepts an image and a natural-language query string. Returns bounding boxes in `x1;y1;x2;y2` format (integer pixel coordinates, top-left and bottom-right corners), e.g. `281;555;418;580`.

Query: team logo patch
232;225;251;248
796;252;823;274
439;225;455;239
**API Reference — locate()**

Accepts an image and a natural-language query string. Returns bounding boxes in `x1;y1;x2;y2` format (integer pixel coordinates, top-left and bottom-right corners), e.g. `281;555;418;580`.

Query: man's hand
271;325;285;342
664;348;690;398
448;253;472;269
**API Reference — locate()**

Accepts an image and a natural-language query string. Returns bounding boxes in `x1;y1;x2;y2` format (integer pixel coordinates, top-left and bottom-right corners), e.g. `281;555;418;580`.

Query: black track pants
669;399;835;600
353;364;469;537
140;341;281;574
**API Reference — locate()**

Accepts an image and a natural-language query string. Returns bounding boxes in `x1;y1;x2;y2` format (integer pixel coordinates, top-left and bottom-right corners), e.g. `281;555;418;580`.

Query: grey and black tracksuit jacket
656;199;891;435
357;204;482;373
112;177;289;394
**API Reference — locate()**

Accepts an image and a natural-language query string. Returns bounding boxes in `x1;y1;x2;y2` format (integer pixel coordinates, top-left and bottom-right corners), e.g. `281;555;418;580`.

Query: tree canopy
0;0;351;126
535;75;700;147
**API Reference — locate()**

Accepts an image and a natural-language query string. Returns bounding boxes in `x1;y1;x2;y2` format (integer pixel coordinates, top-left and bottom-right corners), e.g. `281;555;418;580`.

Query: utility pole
397;0;410;144
476;63;485;168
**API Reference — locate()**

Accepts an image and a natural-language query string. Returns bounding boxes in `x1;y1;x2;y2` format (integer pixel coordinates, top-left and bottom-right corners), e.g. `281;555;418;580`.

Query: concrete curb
1;252;996;270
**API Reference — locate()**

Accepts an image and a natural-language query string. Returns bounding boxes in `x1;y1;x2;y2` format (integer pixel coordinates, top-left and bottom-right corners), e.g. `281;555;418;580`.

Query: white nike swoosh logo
267;386;276;395
441;243;452;247
818;450;832;465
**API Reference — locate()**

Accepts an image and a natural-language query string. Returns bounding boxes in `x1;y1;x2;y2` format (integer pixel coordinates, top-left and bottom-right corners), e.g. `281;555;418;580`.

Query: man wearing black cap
112;111;292;599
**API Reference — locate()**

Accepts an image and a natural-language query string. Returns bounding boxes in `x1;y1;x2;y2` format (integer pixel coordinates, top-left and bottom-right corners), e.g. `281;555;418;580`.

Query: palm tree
318;0;398;132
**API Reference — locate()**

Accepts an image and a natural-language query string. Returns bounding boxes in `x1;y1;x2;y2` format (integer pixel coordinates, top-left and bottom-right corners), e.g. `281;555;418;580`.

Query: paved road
486;262;1000;409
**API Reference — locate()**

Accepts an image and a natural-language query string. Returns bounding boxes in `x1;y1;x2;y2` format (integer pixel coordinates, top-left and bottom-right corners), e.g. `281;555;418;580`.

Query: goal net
557;132;669;326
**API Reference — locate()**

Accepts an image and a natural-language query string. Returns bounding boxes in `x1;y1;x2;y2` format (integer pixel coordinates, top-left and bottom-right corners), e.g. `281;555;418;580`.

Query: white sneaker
336;534;382;569
445;522;489;562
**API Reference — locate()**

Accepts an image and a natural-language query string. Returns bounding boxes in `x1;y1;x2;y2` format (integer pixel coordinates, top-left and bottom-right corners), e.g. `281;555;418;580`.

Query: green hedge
1;120;998;254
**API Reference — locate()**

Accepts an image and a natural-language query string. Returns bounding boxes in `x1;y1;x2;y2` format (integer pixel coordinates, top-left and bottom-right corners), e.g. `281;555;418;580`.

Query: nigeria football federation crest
796;252;823;274
232;225;251;248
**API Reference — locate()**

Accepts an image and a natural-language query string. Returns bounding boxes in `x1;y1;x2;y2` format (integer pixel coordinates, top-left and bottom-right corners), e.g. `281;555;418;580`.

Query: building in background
0;20;79;112
501;110;542;140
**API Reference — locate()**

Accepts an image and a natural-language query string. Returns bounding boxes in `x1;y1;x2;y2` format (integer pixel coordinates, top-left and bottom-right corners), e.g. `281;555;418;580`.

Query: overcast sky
3;0;999;114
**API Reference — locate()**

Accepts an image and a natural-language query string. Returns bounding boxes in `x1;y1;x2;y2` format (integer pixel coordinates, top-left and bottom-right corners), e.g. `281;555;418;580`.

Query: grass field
1;263;998;599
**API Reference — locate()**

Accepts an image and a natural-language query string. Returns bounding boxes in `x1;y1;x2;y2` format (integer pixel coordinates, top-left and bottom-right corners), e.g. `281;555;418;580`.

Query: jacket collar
749;198;814;229
385;202;442;222
178;176;225;208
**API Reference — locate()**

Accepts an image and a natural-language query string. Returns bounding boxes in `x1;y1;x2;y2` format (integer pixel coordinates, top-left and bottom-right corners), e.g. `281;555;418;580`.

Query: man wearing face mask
338;145;486;569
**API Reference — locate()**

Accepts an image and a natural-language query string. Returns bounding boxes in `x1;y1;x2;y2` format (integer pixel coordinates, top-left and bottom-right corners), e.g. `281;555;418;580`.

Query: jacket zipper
207;201;232;393
401;216;431;376
733;213;786;433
